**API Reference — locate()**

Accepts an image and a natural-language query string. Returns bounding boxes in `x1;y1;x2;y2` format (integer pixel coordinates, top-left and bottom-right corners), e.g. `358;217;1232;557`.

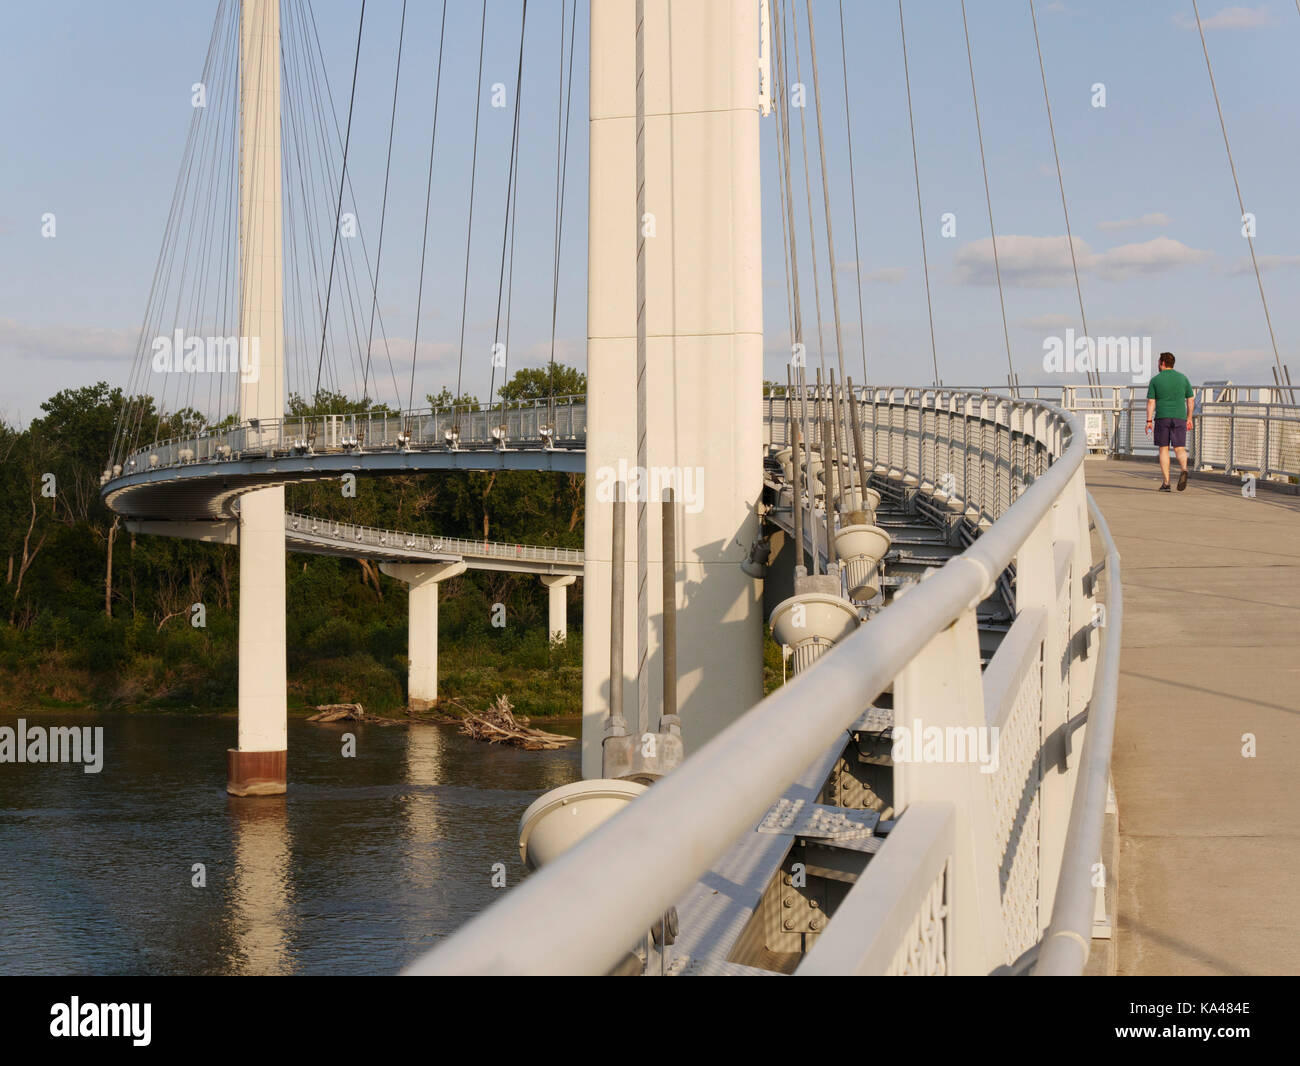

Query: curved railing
1034;492;1122;975
284;511;583;572
406;387;1106;976
102;395;587;483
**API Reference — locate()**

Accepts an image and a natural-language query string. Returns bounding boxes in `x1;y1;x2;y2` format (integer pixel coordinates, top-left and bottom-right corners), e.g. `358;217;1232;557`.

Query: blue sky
1;0;1296;422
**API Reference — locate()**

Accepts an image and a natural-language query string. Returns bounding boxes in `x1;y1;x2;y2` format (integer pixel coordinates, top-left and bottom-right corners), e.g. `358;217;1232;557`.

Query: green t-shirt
1147;369;1194;420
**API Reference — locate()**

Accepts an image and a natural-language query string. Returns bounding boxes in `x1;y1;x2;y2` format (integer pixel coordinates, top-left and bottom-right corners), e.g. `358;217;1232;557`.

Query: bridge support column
540;575;576;643
582;0;764;776
229;490;289;796
381;562;467;711
229;0;288;798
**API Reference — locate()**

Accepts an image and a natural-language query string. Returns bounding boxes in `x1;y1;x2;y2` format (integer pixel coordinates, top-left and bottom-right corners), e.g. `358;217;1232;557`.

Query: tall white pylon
581;0;764;775
229;0;288;796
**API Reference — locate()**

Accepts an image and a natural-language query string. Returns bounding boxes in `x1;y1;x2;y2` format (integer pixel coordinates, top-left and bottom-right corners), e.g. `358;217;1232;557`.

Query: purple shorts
1154;417;1187;448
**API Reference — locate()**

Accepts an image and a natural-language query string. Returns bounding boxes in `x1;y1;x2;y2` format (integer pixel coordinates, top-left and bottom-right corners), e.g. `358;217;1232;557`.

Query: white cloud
0;318;136;363
836;263;906;284
1173;5;1272;30
1097;213;1172;231
1019;312;1175;338
1018;313;1075;331
1225;253;1300;275
1090;237;1212;280
955;235;1087;288
864;267;907;284
1177;347;1276;377
954;234;1211;287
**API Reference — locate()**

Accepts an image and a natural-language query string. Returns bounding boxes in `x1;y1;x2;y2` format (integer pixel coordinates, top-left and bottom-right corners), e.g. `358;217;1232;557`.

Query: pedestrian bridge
401;384;1299;977
102;383;1299;974
1084;459;1300;976
102;396;588;521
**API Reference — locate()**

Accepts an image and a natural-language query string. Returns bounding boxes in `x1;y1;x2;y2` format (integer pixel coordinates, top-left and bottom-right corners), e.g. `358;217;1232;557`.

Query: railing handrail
403;390;1085;976
108;394;589;473
283;510;583;564
1034;491;1123;975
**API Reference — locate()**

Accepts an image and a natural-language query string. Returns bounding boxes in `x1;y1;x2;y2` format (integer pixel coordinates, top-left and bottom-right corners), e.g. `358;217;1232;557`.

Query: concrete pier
381;561;468;711
540;575;576;643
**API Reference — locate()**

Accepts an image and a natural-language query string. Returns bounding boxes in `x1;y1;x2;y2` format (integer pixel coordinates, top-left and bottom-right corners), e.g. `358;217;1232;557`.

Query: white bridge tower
582;0;765;773
229;0;288;796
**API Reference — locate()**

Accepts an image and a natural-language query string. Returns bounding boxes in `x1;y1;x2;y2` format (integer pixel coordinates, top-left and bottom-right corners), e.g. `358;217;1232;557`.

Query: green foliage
287;389;395;417
497;364;586;402
0;371;589;717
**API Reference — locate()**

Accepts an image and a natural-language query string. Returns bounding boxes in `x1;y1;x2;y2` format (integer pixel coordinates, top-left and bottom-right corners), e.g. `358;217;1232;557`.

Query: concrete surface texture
1086;460;1300;975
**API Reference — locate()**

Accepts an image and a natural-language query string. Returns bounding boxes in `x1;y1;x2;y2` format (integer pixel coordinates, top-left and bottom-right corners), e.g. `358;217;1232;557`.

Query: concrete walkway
1085;459;1300;975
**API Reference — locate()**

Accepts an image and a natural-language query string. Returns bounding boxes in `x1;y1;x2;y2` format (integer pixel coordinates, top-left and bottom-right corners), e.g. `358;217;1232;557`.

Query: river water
0;712;580;975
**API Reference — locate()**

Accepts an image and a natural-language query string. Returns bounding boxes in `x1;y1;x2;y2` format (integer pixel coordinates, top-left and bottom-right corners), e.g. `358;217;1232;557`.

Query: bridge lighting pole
582;0;764;775
229;0;289;796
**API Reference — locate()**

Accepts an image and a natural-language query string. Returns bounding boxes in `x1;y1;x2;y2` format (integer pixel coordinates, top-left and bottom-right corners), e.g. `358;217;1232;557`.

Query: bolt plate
757;798;879;840
851;707;894;733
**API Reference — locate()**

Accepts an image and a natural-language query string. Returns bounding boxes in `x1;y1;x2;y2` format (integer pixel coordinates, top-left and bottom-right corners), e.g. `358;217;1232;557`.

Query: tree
287;389;394;417
497;364;586;404
424;387;481;410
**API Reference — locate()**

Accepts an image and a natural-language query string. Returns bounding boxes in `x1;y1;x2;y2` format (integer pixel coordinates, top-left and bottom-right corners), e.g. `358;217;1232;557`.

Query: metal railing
104;395;587;482
283;511;583;571
1035;492;1122;975
406;388;1103;976
766;383;1300;481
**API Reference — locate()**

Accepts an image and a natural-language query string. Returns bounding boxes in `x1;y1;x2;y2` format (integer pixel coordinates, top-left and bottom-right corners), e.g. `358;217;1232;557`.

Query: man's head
1159;351;1176;370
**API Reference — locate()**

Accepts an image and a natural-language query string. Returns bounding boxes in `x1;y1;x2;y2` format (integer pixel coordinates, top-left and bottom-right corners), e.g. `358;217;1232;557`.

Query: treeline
0;367;588;716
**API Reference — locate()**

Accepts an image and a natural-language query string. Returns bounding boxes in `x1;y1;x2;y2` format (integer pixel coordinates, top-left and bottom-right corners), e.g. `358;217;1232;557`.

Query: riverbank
0;628;585;720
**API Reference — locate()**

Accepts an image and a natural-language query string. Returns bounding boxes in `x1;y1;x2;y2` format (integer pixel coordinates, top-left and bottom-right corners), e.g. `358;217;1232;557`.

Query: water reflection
0;712;580;975
227;796;294;975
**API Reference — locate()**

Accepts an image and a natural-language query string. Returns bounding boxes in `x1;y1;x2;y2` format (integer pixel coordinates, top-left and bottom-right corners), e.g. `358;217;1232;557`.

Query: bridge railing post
893;602;1005;975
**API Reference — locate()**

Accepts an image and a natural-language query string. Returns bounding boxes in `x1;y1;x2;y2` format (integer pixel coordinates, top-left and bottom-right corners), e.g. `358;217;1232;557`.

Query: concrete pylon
381;561;468;711
582;0;764;776
540;575;577;642
229;0;288;797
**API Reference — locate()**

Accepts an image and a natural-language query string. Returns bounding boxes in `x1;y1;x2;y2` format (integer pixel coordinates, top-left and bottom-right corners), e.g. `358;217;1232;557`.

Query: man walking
1145;351;1195;492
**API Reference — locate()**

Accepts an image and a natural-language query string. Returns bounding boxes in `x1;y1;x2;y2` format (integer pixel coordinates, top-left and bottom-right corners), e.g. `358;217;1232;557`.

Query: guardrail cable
453;2;490;409
1190;0;1291;401
897;0;940;387
408;1;449;415
838;0;869;384
311;0;365;402
960;0;1015;387
1028;0;1099;401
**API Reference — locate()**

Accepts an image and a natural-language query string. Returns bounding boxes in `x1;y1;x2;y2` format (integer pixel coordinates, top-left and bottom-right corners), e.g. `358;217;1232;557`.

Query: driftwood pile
307;703;400;726
457;695;575;751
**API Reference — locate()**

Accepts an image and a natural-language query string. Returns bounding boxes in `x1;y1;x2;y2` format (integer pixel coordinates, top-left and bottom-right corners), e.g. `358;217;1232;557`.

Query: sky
1;0;1297;424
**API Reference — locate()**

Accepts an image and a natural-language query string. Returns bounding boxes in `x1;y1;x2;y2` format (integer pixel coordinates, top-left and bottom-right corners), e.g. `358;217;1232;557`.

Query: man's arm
1146;397;1156;433
1186;395;1195;430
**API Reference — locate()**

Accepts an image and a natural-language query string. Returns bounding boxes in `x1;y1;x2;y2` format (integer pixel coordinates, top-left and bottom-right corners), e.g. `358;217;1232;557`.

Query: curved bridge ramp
125;511;582;578
103;400;587;521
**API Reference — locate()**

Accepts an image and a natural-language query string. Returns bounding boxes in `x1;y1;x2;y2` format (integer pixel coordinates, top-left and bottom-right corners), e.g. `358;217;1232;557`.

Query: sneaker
1158;482;1171;492
1177;469;1188;492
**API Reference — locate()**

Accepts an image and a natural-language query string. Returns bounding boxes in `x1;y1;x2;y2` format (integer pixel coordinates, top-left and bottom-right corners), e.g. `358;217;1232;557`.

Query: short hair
1158;351;1175;368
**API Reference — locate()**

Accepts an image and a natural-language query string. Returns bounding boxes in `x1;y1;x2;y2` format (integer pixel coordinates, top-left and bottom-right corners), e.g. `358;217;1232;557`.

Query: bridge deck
1086;459;1300;975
